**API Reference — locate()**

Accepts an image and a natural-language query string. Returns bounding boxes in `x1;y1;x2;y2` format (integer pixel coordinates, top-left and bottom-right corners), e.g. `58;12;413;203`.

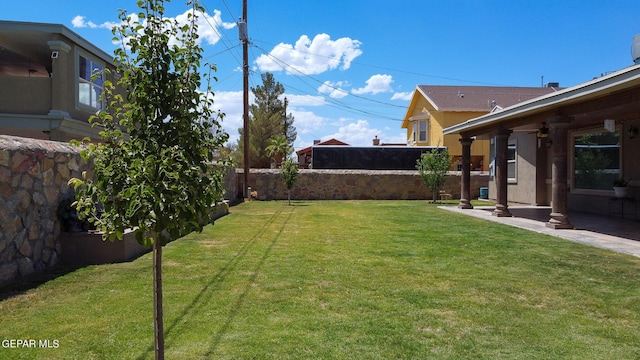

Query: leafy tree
280;158;299;205
237;72;296;168
69;0;229;358
416;147;451;203
266;134;291;167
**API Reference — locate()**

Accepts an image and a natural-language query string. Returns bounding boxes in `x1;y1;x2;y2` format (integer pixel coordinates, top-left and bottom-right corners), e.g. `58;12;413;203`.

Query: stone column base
492;204;512;217
458;200;473;209
546;212;574;229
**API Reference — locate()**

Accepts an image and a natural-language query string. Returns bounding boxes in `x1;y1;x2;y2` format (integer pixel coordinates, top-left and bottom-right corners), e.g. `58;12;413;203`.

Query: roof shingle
418;85;560;112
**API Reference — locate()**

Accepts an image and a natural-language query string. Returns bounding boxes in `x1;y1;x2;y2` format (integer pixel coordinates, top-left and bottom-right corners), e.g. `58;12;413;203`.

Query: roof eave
443;64;640;135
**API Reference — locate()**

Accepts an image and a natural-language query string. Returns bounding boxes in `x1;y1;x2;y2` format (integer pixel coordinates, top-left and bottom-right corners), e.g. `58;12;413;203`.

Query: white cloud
211;90;248;145
318;81;349;99
71;15;117;29
174;8;236;45
255;33;363;75
72;9;235;46
285;94;326;107
391;91;413;101
322;120;375;146
352;74;394;95
290;108;327;135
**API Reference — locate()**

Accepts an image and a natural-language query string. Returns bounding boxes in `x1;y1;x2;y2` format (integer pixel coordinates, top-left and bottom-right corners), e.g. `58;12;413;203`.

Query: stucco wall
240;169;489;201
0;76;52;114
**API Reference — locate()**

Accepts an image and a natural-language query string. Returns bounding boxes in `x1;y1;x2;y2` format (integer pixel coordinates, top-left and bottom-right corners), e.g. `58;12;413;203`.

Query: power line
252;39;507;86
253;45;406;107
196;4;407;123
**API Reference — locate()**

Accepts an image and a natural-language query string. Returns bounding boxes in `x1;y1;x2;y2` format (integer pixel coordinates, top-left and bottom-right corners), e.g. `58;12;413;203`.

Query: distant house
0;20;116;142
297;138;349;168
401;85;560;171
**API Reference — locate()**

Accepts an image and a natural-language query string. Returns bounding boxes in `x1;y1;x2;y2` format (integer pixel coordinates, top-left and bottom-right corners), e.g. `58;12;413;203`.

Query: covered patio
444;64;640;229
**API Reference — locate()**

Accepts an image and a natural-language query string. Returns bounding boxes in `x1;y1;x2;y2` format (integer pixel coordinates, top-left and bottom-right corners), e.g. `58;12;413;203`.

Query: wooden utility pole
240;0;249;199
283;96;288;137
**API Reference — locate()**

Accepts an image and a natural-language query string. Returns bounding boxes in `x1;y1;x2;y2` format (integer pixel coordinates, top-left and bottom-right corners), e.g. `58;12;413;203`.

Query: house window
418;121;428;142
78;56;103;110
411;122;417;144
573;129;620;191
507;142;517;181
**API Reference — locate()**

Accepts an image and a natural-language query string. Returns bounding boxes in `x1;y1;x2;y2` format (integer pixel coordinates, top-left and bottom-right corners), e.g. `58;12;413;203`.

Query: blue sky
3;1;640;150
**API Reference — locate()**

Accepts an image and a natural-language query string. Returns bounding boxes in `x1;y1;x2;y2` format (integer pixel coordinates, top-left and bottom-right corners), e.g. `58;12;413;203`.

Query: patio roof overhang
443;64;640;138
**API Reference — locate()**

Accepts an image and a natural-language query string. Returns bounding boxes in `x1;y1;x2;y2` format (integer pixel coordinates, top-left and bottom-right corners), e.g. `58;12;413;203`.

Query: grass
1;200;640;359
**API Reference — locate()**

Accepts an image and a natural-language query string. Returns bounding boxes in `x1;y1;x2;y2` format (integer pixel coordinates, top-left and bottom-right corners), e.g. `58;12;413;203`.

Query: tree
69;1;229;358
265;134;291;167
416;147;451;203
280;158;299;205
237;72;296;168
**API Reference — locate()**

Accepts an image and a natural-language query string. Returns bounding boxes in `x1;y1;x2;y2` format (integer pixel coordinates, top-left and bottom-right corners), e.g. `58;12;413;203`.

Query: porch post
492;129;512;217
458;136;474;209
546;118;574;229
47;40;72;117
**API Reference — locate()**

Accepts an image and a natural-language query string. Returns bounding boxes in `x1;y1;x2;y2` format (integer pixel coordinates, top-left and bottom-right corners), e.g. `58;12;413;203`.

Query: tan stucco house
444;63;640;228
0;20;115;142
402;85;559;171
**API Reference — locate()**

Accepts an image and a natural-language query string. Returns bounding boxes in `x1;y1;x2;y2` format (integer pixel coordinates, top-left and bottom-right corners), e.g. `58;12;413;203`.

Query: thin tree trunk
288;190;291;205
153;236;164;360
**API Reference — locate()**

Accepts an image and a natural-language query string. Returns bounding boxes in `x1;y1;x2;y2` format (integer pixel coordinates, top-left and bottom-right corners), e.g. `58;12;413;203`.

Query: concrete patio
441;205;640;258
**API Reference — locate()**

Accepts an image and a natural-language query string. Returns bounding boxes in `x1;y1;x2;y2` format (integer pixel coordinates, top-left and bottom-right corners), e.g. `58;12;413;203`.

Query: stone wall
238;169;490;201
0;135;87;286
0;133;488;286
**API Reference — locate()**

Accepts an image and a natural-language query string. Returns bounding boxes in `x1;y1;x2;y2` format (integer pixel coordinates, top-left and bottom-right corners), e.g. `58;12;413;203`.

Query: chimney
633;34;640;64
313;139;321;145
373;136;380;146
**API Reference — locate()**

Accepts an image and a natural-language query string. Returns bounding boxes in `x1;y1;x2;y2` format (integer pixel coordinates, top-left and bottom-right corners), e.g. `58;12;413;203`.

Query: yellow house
402;85;559;171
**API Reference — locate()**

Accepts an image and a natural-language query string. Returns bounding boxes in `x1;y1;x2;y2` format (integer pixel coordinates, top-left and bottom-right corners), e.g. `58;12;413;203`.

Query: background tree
280;158;299;205
236;72;296;168
69;1;229;358
416;147;451;203
266;134;291;168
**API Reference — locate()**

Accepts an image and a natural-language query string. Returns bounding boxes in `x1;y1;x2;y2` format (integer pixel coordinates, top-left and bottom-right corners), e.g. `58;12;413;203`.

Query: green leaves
280;158;299;205
416;147;451;202
69;0;230;247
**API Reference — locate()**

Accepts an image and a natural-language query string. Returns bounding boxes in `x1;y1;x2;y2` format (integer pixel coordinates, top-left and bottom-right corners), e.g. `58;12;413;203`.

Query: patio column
458;136;474;209
492;129;512;217
47;40;72;118
546;117;574;229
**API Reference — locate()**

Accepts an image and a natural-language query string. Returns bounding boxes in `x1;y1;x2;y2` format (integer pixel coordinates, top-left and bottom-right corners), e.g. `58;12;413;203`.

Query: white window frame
77;53;104;110
418;120;428;142
411;122;417;144
507;140;517;182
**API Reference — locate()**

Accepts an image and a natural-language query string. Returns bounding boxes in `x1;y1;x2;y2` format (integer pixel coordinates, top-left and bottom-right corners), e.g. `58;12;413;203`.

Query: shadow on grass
204;205;294;358
0;262;83;302
135;204;295;359
288;200;311;206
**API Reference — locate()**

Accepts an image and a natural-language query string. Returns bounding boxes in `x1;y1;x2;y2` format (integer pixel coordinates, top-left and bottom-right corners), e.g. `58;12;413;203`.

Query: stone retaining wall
0;135;87;285
239;169;490;201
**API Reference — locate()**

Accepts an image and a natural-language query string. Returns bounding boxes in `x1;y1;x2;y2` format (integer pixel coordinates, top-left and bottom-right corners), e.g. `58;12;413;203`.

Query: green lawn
1;200;640;359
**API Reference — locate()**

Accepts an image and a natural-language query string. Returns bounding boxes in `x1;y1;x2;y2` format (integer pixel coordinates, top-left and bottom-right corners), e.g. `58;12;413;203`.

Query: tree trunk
153;236;164;360
288;190;291;205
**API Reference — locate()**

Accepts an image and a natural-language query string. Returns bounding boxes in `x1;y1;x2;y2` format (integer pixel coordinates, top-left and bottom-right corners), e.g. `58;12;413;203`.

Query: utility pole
283;96;288;137
239;0;249;200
